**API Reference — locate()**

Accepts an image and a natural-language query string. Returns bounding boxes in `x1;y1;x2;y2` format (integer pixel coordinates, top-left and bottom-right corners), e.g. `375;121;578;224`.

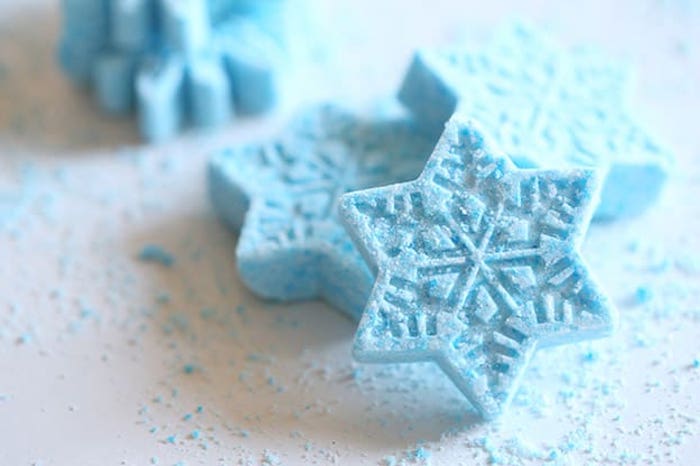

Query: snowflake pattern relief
340;115;617;419
208;105;437;318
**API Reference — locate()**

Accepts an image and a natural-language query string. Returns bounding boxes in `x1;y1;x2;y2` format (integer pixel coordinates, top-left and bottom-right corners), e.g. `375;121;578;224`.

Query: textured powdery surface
58;0;314;141
1;0;698;464
399;22;672;220
208;104;438;319
340;115;616;419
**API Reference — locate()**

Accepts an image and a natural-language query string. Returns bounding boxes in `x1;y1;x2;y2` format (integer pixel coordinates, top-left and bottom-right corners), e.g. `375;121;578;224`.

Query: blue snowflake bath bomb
58;0;314;142
208;105;438;318
339;114;617;419
399;23;672;220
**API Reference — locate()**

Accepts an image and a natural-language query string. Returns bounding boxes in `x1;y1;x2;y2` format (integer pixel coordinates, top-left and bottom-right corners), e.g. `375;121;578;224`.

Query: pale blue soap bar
208;105;438;318
339;114;617;419
59;0;294;141
399;23;671;220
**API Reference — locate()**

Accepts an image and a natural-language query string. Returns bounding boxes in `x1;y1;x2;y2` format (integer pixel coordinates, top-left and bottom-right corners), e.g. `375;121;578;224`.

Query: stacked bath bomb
208;104;438;319
205;23;677;419
58;0;312;141
399;23;672;220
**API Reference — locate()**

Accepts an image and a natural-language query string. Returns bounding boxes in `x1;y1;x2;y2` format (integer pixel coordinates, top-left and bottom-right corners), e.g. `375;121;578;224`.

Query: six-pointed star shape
339;114;617;419
399;22;671;220
208;105;437;319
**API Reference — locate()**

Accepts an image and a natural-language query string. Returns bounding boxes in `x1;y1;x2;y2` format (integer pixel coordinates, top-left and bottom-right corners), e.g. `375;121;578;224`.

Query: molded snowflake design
399;22;671;220
339;115;617;419
208;105;437;318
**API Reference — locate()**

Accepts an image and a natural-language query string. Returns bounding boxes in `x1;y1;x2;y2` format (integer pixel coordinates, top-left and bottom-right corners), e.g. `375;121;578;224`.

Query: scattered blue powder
200;308;217;320
382;455;398;466
410;447;431;461
262;450;280;465
692;359;700;369
166;435;176;444
190;430;200;440
247;353;269;363
138;245;175;267
80;307;96;319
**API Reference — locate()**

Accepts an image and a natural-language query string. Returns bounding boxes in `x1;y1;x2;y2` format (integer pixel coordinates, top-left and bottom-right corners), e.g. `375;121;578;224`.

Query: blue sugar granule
138;245;175;267
339;114;617;420
151;457;158;465
635;286;654;304
246;353;272;363
58;0;304;142
262;450;281;465
190;430;200;440
183;364;197;374
382;456;397;466
208;104;437;319
196;405;204;413
408;447;431;462
149;426;158;434
582;350;600;363
692;359;699;369
399;22;671;221
183;413;193;421
166;434;177;444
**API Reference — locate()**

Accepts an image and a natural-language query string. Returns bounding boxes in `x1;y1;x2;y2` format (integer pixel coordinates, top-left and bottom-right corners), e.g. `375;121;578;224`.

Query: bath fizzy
399;22;671;220
58;0;312;141
208;105;438;318
339;115;617;419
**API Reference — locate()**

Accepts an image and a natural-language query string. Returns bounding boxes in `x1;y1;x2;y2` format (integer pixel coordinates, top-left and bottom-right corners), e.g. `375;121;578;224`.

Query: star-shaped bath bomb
208;105;438;318
339;114;617;419
399;22;672;220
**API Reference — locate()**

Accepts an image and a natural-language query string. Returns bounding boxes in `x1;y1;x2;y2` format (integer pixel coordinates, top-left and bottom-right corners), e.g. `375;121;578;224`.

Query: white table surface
1;1;699;465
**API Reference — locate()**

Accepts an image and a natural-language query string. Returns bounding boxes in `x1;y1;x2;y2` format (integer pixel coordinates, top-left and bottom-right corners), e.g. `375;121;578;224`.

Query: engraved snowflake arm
338;181;424;273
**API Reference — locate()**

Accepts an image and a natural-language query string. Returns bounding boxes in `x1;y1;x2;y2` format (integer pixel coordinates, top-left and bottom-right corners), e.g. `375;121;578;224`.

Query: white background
0;1;699;465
